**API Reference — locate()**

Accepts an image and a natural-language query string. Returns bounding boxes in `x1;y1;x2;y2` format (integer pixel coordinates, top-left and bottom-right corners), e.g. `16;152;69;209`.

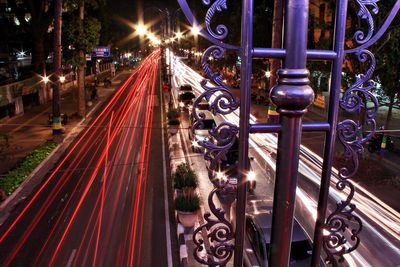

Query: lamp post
52;0;62;139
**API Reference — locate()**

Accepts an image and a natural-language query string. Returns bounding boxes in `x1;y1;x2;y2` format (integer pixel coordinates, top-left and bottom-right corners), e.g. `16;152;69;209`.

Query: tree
8;0;54;72
373;3;400;130
62;1;102;117
52;0;62;138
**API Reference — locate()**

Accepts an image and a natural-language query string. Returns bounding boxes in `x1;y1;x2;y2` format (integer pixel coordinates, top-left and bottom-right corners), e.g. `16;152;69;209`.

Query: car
178;91;196;110
188;110;216;153
205;135;256;192
196;99;210;111
179;84;193;92
244;201;312;267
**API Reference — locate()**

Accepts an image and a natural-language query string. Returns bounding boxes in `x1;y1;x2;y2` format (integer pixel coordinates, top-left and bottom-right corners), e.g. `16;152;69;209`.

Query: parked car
244;201;312;267
205;135;256;192
179;84;193;92
188;110;216;153
196;99;210;110
178;91;196;110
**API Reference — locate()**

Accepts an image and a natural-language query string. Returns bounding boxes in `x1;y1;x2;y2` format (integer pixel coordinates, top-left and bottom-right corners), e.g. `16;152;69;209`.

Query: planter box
177;210;199;228
168;124;179;134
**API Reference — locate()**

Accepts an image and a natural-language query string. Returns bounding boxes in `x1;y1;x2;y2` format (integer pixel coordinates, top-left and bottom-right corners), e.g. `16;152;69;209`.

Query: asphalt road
0;50;176;267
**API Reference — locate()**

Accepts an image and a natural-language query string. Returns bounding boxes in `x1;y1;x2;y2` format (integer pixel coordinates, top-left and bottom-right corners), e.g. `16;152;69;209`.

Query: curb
177;223;189;267
164;96;192;267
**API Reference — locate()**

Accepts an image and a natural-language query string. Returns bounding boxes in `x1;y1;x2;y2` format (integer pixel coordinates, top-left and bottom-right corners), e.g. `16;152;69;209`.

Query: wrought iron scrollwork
324;50;377;263
203;0;229;40
182;0;240;265
324;3;381;261
323;180;362;264
353;0;379;44
193;187;235;266
338;49;378;179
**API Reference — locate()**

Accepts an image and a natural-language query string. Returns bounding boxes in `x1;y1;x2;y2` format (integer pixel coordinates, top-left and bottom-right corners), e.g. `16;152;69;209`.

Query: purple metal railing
177;0;400;266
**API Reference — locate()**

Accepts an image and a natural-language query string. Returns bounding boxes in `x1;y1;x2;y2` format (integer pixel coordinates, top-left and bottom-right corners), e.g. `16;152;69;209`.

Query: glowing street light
146;32;155;40
59;75;66;83
191;25;200;36
42;76;50;83
265;70;271;78
135;23;147;36
175;31;183;40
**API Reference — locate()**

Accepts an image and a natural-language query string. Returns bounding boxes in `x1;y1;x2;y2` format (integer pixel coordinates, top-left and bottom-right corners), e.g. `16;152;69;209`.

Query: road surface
0;50;175;267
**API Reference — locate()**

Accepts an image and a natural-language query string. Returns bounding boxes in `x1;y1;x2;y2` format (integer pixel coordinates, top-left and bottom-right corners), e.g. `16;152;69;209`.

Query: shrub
173;163;197;189
174;194;200;212
0;142;57;196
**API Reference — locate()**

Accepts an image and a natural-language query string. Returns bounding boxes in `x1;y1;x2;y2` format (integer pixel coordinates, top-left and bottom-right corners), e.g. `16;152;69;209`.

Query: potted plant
175;194;201;228
167;108;180;120
167;108;180;134
173;163;198;197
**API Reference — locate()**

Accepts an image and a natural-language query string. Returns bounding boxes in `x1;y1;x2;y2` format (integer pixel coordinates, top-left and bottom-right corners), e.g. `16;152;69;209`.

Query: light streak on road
0;50;161;266
173;56;400;266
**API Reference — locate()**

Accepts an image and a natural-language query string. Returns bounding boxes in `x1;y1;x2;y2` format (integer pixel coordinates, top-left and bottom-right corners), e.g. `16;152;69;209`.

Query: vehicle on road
178;91;196;110
244;201;312;267
205;136;256;193
188;110;216;153
179;84;193;92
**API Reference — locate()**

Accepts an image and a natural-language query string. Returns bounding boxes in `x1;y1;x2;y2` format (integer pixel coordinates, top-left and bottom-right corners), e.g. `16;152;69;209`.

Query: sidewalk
0;71;129;205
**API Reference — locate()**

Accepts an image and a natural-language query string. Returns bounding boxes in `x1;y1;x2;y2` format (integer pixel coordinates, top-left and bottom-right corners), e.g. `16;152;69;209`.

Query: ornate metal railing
177;0;400;266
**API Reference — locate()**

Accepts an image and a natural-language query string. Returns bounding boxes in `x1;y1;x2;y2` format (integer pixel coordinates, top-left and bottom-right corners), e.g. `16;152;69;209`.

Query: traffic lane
2;55;158;266
137;92;172;267
36;58;160;265
38;95;148;266
20;74;146;265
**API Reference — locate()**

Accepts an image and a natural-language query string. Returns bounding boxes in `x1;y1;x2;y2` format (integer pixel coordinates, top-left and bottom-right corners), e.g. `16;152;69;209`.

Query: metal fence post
233;0;253;266
268;0;314;266
311;0;348;265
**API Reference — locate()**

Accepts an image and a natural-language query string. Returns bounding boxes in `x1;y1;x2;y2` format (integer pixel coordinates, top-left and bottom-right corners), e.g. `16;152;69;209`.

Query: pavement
0;71;130;221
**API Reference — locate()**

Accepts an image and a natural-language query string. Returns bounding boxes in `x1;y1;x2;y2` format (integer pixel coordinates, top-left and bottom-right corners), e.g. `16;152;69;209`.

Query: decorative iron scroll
323;0;392;263
181;0;240;265
193;187;235;266
353;0;379;44
203;0;229;40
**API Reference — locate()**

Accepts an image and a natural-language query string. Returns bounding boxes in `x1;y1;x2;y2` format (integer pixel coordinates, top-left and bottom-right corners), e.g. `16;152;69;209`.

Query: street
0;50;176;266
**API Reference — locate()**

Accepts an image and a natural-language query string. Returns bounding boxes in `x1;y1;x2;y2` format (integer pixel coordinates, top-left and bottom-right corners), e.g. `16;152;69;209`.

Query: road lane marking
66;249;77;267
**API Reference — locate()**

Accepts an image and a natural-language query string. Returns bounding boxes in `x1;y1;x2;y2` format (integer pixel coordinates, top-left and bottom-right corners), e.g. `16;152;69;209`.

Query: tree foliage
7;0;54;71
62;13;101;66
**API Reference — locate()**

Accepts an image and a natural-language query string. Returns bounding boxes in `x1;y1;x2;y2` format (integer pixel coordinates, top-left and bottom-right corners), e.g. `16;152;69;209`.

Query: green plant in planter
173;163;197;189
167;108;180;120
174;194;201;212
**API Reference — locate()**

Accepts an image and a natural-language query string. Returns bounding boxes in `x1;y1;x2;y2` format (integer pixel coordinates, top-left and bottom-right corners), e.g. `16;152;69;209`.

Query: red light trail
0;50;161;266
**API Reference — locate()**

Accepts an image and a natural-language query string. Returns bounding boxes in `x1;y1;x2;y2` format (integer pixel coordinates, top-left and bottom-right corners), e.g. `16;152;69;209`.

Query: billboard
93;46;110;57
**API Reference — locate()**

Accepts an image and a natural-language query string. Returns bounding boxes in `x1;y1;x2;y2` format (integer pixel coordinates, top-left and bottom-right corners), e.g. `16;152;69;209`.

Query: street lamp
175;31;183;40
135;23;147;36
190;24;200;36
42;76;50;84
